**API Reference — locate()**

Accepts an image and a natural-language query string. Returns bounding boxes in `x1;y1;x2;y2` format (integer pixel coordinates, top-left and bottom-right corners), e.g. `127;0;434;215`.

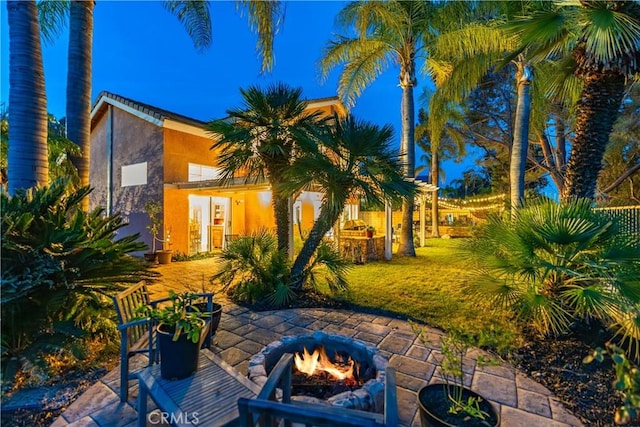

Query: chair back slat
114;282;151;352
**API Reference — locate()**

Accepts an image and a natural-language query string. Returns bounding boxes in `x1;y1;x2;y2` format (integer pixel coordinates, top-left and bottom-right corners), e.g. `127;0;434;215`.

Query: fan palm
510;1;640;200
208;83;324;252
6;0;48;194
320;0;434;256
281;115;415;289
462;199;640;359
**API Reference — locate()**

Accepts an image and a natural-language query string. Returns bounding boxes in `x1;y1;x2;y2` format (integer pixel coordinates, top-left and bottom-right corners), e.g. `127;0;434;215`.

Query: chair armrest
117;317;151;332
257;353;293;402
384;367;398;427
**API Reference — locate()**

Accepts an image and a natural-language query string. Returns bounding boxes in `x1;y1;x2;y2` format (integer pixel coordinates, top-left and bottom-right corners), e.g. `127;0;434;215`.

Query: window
121;162;147;187
188;163;222;182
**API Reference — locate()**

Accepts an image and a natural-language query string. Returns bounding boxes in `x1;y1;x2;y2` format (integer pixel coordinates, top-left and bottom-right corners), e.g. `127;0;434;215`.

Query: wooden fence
595;205;640;237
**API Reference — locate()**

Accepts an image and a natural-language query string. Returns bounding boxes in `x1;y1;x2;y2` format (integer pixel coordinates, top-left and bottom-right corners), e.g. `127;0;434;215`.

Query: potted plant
413;323;500;427
136;291;209;380
144;201;172;264
185;274;223;339
366;225;375;238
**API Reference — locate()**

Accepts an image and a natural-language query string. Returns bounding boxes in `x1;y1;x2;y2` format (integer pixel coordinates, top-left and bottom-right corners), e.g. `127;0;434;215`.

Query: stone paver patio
50;258;584;427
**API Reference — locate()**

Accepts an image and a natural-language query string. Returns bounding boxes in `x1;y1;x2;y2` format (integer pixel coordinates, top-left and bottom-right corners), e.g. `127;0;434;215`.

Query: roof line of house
91;91;345;131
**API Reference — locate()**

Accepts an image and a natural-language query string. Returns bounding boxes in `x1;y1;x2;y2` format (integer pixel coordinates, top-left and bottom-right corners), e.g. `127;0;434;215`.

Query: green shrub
212;229;291;305
1;179;155;356
585;344;640;425
212;230;350;307
461;199;640;359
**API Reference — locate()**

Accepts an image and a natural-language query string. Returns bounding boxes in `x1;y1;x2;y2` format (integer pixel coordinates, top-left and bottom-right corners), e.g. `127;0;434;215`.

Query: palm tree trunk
273;193;290;252
510;61;532;218
397;81;416;256
431;149;440;238
66;0;93;207
562;71;626;201
290;203;333;290
7;0;48;194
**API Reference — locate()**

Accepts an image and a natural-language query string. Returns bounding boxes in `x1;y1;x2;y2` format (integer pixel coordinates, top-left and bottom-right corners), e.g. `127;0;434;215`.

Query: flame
293;346;357;381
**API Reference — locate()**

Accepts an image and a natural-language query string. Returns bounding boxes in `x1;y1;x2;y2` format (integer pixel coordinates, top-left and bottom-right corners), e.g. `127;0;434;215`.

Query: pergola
383;178;438;260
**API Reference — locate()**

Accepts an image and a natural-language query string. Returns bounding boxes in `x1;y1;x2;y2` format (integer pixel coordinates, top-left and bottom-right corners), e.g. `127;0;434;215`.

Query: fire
293;346;358;382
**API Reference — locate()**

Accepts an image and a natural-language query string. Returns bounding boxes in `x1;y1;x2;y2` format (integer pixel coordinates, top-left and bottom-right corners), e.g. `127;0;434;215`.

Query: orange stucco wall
163;127;219;183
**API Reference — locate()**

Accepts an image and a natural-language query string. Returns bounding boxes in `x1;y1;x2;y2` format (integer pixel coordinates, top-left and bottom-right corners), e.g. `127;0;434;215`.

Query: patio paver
49;258;585;426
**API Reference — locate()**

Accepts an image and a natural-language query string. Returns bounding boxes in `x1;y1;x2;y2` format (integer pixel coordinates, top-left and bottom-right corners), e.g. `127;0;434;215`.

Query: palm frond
37;0;69;45
320;36;394;107
163;0;212;52
236;0;284;73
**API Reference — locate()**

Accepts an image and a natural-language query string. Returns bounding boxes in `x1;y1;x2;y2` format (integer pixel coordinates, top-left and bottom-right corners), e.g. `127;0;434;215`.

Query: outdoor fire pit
248;331;388;412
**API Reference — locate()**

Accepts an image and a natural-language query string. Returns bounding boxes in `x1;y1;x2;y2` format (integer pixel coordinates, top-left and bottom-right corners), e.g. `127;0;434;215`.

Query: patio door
188;196;231;253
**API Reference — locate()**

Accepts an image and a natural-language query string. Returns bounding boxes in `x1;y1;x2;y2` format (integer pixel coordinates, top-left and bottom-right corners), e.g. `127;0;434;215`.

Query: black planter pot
190;302;223;336
156;322;202;380
418;384;500;427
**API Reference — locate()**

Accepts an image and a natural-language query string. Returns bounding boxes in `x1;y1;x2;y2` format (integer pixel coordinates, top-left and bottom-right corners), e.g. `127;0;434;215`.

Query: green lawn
320;239;520;353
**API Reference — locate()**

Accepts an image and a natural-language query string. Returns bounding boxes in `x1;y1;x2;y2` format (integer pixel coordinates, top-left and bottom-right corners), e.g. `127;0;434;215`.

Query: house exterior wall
90;107;164;253
89;112;108;211
163;127;218;183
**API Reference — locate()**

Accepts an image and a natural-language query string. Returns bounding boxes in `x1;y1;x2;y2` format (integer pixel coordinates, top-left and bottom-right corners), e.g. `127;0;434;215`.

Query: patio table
137;350;260;427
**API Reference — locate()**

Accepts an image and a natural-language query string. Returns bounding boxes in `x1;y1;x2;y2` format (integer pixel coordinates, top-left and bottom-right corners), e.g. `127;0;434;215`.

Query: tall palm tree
511;1;640;201
7;0;48;194
42;0;281;207
281;115;415;289
424;1;539;217
208;83;323;252
320;1;433;256
66;0;93;210
415;105;465;238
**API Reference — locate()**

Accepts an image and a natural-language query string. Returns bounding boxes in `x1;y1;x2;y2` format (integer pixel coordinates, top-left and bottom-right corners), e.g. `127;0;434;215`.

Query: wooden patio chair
237;353;398;427
112;281;214;402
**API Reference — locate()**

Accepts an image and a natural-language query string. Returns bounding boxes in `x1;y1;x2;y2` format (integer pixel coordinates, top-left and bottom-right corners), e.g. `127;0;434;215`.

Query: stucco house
89;91;348;256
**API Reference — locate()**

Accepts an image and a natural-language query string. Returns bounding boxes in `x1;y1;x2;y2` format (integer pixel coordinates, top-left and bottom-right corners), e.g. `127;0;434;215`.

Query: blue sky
1;0;474;183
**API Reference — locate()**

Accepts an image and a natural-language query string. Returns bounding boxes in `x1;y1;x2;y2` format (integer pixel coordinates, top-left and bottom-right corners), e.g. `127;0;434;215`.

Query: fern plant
461;199;640;359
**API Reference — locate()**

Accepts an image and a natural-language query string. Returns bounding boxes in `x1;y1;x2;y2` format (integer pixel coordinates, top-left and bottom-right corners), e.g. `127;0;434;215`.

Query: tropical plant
461;199;640;359
415;104;466;238
585;343;640;425
208;83;324;252
1;112;80;188
144;200;162;254
413;322;495;423
211;229;291;305
65;0;93;211
510;1;640;200
424;1;555;217
135;291;207;343
320;0;437;256
281;115;415;289
6;0;48;194
1;178;155;356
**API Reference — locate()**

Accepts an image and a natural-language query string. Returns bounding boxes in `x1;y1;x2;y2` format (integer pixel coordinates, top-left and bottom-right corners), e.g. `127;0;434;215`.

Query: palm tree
66;0;93;210
281;115;415;289
41;0;281;207
511;1;640;201
320;1;433;256
208;83;324;252
415;105;465;238
424;1;538;217
6;0;48;194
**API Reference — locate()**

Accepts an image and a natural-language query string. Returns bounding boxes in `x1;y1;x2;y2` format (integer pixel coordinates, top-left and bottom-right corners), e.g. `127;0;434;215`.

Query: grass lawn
319;238;520;354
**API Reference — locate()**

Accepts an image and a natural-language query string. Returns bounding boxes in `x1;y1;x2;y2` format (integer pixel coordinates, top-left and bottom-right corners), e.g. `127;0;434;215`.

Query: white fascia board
163;119;209;138
91;97;163;127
